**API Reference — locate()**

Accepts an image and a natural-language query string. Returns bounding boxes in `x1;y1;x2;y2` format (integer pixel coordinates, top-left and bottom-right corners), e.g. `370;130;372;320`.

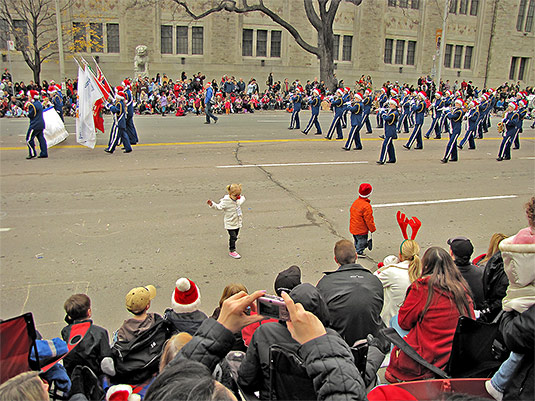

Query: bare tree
0;0;72;84
173;0;363;90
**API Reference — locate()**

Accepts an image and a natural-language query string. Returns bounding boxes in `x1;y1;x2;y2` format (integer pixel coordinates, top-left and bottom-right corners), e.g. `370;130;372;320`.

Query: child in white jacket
207;184;246;259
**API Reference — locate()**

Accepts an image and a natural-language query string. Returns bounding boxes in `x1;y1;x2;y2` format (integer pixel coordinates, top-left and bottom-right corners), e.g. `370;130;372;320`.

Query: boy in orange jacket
350;183;376;256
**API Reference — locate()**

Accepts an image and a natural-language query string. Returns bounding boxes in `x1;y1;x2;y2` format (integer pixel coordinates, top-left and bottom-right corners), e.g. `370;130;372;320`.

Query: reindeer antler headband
397;211;422;252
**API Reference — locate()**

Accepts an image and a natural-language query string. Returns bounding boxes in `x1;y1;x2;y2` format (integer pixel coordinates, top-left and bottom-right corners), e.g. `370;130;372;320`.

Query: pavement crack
233;142;342;239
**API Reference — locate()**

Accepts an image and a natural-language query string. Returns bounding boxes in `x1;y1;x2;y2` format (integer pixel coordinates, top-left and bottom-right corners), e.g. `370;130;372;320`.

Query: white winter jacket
210;194;245;230
374;260;411;326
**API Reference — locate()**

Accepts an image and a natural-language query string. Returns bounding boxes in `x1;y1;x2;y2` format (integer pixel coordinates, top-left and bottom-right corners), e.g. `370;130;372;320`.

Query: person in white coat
207;184;246;259
374;240;421;326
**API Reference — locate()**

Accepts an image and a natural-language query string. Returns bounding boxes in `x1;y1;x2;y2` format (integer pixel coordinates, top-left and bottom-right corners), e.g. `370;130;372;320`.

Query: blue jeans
491;352;523;393
353;234;368;254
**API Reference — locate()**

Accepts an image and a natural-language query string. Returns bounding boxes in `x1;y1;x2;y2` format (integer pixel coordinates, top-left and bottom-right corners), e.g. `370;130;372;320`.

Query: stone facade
2;0;534;88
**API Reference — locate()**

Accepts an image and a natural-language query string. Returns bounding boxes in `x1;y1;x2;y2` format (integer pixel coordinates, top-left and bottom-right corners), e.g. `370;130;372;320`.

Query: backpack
112;319;170;384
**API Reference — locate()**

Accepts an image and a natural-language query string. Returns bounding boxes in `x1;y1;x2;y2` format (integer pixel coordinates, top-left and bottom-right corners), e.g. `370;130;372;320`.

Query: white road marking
519;157;535;160
0;228;11;232
374;195;517;208
217;161;368;168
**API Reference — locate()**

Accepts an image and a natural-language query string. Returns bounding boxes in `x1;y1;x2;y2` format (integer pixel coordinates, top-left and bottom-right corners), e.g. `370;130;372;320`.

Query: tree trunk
318;27;336;92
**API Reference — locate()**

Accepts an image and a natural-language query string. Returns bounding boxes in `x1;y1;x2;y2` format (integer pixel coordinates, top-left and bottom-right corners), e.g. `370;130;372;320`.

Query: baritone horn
497;121;505;134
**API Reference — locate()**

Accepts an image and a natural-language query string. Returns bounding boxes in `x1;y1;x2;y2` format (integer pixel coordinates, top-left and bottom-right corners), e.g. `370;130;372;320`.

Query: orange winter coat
350;197;376;235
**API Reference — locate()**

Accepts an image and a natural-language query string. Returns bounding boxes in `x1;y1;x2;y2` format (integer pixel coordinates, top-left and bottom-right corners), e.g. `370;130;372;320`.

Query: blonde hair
219;283;248;307
159;332;193;372
0;371;48;401
400;240;422;283
226;183;242;196
480;233;507;265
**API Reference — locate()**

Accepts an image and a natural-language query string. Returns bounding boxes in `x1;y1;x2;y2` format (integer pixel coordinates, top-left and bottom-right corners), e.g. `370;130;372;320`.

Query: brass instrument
497;121;505;134
372;99;379;109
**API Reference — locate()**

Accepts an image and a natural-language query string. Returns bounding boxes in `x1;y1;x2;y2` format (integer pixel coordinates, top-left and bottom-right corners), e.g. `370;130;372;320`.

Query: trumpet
372;99;380;109
497;121;505;134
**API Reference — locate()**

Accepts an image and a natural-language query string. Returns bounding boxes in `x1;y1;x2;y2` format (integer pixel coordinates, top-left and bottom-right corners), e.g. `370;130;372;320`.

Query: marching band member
48;85;64;122
340;87;351;129
497;102;520;161
424;91;445;139
301;89;322;135
362;88;373;134
397;88;411;134
104;86;132;154
513;98;528;150
404;91;427;150
343;92;364;150
476;93;490;139
376;87;388;128
458;99;479;150
441;98;465;163
439;90;453;136
288;87;302;130
24;90;47;159
325;88;345;140
122;79;139;145
377;97;399;165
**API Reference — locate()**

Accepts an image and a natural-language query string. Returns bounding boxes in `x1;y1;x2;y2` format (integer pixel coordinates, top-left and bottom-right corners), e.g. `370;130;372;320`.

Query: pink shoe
229;251;241;259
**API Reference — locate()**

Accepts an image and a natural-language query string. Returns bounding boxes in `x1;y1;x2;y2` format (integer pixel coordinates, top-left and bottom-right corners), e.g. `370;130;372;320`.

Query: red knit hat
354;92;363;101
359;183;373;198
106;385;140;401
389;97;399;107
28;90;39;100
171;278;201;313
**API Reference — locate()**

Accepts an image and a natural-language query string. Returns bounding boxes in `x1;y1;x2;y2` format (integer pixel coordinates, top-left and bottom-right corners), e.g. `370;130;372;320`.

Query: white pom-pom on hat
171;277;201;313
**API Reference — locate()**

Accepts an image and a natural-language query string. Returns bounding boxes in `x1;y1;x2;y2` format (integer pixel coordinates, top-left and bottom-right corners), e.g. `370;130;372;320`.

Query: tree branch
304;0;322;32
172;0;320;55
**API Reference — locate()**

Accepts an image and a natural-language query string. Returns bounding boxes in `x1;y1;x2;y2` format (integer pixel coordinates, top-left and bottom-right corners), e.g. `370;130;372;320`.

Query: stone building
1;0;534;88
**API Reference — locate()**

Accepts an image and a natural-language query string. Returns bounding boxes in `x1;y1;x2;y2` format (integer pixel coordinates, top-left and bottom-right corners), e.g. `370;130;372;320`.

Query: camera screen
258;300;281;318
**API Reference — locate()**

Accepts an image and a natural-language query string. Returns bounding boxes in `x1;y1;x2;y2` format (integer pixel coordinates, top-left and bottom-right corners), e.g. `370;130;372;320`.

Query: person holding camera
349;183;376;257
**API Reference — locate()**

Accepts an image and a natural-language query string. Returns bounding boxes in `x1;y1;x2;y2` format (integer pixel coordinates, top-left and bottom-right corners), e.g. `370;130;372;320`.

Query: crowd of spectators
2;67;533;120
0;192;533;401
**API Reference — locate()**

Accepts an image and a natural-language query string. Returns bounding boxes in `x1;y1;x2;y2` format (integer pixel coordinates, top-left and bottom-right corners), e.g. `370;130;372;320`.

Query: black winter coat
501;305;534;400
163;308;207;336
480;252;508;322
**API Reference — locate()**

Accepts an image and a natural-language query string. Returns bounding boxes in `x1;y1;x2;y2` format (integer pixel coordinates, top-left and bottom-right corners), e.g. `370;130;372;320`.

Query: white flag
75;65;102;149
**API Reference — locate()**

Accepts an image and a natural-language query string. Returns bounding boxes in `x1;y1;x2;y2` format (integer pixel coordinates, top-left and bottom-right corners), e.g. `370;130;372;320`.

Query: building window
73;22;86;52
406;40;416;65
0;18;8;50
509;57;519;80
399;0;408;7
384;38;393;64
518;57;529;80
444;44;453;68
517;0;528;31
13;19;28;50
449;0;458;13
459;0;469;14
271;30;281;58
388;0;396;6
242;29;253;56
90;23;103;53
106;23;119;53
411;0;420;9
525;0;535;32
470;0;479;15
453;45;463;68
342;35;352;61
256;29;267;57
333;34;340;61
161;25;172;54
395;40;405;64
464;46;473;69
176;26;188;54
191;26;203;55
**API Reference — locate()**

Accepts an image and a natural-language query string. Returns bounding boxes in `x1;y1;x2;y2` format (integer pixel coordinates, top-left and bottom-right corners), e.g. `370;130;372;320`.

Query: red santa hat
418;91;427;99
389;97;399;107
171;278;201;313
469;100;478;108
481;93;489;101
116;85;124;93
55;84;61;92
454;90;462;97
403;88;410;96
336;88;344;96
518;99;528;108
390;88;399;97
122;79;130;88
49;80;56;85
454;98;464;107
312;89;320;96
435;91;443;98
106;385;140;401
115;91;125;100
508;101;518;110
354;92;363;101
364;88;372;95
28;90;39;100
48;85;56;94
381;87;387;94
445;90;452;97
344;86;351;93
358;183;373;198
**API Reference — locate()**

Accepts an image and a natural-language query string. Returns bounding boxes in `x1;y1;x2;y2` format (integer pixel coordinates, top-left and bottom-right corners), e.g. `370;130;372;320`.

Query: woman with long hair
386;246;475;382
375;239;422;326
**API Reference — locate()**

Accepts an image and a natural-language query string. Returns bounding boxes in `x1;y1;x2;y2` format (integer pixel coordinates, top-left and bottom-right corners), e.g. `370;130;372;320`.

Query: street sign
7;40;15;51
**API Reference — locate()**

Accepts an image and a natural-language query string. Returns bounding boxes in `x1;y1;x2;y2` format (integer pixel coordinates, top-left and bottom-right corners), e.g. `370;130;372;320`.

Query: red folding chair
0;313;40;384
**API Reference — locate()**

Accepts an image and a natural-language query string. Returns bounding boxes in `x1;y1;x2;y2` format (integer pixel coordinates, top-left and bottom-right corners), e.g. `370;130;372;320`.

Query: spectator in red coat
385;246;475;382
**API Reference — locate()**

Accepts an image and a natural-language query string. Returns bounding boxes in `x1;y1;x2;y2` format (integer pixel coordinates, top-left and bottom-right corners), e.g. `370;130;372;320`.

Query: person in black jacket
316;239;384;346
164;278;207;336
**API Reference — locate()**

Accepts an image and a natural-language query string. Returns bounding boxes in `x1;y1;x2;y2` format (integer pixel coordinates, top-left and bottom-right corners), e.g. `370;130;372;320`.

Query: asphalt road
1;110;534;338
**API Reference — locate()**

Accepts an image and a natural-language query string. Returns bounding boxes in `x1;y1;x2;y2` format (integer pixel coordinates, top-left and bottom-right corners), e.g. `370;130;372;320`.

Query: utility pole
54;0;65;91
436;0;450;89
